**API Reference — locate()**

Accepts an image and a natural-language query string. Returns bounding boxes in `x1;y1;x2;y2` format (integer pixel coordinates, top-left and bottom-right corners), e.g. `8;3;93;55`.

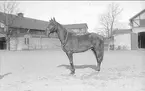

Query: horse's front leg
66;52;75;75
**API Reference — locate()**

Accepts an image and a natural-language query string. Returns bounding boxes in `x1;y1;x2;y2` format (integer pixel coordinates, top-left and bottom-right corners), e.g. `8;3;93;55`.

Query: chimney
17;13;24;17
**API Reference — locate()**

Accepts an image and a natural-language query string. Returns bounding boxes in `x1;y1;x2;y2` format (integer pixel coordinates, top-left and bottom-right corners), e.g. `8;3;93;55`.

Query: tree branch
0;0;20;50
99;2;123;38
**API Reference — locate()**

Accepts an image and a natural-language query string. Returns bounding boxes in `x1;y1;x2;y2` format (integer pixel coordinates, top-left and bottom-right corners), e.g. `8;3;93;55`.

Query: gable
130;9;145;21
140;11;145;19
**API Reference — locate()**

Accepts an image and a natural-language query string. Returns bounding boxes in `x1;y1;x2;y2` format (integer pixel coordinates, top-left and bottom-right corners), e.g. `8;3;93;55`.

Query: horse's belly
64;42;92;52
76;46;91;52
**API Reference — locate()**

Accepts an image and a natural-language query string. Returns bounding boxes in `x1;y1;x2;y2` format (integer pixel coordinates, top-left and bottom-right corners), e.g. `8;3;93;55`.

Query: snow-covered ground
0;49;145;91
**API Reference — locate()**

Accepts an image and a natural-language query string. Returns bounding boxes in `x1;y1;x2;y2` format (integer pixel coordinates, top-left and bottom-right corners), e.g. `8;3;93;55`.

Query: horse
46;18;104;75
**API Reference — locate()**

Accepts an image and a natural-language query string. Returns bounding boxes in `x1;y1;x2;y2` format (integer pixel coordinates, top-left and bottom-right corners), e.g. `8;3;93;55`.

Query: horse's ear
50;18;52;21
53;17;56;21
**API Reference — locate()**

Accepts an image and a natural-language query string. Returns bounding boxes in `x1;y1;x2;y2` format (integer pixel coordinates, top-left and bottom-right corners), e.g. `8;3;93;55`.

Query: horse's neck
57;24;68;45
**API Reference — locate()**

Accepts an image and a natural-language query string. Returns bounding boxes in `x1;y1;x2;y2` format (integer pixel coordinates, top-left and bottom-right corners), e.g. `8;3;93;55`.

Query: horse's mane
55;21;68;32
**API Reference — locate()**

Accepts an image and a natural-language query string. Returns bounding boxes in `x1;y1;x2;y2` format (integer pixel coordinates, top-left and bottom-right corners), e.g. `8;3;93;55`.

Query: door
138;32;145;48
0;37;6;50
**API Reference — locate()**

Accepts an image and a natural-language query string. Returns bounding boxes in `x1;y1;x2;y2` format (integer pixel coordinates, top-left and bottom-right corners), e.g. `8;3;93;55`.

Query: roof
130;9;145;21
0;12;49;30
12;18;49;30
0;12;88;31
113;29;132;35
63;23;88;29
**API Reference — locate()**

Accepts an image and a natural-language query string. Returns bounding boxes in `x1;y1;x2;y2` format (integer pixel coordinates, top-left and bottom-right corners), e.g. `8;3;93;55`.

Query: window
25;38;26;44
27;38;29;45
24;38;29;45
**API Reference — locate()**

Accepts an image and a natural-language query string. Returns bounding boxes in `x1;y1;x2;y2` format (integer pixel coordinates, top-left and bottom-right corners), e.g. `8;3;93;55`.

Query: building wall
28;37;61;50
114;34;131;50
10;37;24;50
10;37;61;50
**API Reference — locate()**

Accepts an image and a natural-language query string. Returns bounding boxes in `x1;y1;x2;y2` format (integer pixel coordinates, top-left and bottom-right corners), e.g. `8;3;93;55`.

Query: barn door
141;32;145;48
131;33;138;50
138;33;141;48
139;32;145;49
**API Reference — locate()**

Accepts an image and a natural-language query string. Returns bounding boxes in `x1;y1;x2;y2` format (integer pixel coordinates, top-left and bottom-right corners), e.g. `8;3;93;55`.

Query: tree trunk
15;37;18;51
6;37;10;50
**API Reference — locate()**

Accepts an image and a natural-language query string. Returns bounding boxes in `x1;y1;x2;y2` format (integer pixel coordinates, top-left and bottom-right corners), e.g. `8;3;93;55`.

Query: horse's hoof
97;69;100;71
96;68;100;71
70;73;75;75
70;71;75;75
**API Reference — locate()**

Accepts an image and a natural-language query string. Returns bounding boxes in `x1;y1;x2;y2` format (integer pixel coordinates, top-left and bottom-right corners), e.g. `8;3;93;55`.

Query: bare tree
99;2;123;50
100;2;123;38
0;0;19;50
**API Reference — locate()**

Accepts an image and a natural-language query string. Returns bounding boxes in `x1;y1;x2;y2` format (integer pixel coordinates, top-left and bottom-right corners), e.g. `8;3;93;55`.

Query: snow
0;49;145;91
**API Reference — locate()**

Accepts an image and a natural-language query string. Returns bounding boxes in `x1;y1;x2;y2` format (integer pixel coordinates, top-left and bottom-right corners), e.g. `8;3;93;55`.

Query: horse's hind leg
66;52;75;75
91;48;104;71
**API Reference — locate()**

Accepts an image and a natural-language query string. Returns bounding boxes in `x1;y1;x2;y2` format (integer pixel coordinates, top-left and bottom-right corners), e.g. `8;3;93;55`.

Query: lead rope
62;30;68;47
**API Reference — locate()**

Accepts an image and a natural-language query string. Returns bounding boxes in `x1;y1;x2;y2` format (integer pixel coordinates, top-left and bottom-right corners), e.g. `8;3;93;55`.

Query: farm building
113;29;132;50
130;9;145;50
0;12;88;50
106;9;145;50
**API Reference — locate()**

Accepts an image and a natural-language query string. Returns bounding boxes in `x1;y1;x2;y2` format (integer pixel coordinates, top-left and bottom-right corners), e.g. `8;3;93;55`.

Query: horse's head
46;17;57;37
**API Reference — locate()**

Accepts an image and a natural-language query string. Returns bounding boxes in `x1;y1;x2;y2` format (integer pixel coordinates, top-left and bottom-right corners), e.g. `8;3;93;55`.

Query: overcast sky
9;1;145;32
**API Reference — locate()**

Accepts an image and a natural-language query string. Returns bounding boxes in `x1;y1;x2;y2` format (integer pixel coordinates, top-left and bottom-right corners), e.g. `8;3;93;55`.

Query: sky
4;1;145;32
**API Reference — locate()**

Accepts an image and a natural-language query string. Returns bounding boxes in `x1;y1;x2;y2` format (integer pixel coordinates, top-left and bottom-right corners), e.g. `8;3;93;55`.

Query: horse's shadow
57;64;97;71
0;72;12;80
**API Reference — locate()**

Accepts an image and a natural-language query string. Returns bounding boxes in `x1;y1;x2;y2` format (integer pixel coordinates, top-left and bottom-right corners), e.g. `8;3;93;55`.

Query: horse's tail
99;37;104;57
92;35;104;63
94;36;104;62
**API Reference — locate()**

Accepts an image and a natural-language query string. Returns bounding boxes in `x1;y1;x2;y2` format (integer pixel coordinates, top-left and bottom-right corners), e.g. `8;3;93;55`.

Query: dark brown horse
46;18;104;75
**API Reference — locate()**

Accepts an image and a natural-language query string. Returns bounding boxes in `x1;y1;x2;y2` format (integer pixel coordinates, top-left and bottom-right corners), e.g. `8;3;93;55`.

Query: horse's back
89;33;104;41
69;32;104;44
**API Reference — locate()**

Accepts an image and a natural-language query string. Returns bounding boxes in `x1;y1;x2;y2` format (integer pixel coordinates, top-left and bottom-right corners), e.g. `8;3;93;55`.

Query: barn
108;9;145;50
130;9;145;50
0;12;88;50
